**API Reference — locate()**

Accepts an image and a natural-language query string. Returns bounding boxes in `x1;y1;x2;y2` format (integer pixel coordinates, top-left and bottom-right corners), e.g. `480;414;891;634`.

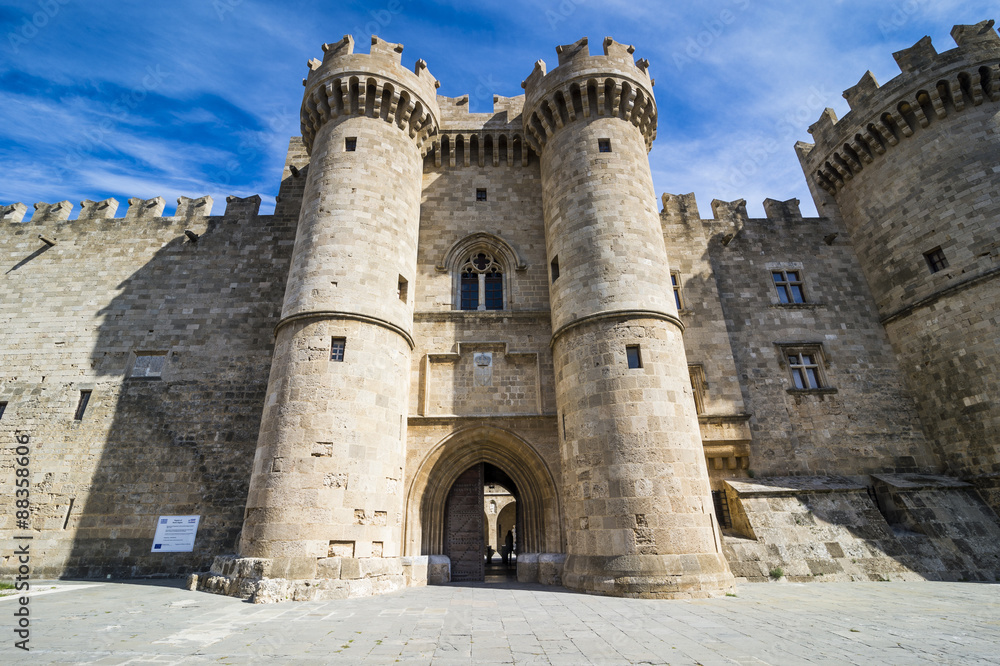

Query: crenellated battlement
799;19;1000;196
520;36;657;154
300;35;441;155
1;194;261;226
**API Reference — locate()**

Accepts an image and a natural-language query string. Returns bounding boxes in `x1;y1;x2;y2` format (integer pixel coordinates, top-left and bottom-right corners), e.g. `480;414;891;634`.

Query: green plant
0;581;15;591
769;567;784;580
725;592;737;597
747;469;755;478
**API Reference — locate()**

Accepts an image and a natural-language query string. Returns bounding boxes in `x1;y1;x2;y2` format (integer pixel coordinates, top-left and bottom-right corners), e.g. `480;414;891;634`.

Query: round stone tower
797;20;1000;481
236;35;439;594
522;37;733;597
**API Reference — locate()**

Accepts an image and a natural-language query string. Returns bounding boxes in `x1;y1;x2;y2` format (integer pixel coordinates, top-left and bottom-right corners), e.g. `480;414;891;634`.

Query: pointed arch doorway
404;425;563;583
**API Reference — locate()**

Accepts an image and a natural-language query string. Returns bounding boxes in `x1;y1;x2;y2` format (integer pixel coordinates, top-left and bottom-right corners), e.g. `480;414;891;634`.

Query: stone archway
403;425;562;561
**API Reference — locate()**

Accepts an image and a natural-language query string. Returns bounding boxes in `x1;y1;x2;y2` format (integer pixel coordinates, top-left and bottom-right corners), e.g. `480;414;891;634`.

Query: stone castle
1;19;998;602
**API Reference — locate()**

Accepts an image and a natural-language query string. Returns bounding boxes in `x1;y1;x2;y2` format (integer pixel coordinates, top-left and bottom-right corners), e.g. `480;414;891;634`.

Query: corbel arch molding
436;232;528;311
403;424;563;557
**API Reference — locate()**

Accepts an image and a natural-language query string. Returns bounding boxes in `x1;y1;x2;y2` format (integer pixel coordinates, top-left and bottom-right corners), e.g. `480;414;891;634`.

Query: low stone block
516;553;539;583
427;555;450;584
538;553;566;586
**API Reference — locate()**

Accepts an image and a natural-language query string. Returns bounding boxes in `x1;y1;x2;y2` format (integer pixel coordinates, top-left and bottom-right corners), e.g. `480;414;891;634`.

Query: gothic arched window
459;252;504;311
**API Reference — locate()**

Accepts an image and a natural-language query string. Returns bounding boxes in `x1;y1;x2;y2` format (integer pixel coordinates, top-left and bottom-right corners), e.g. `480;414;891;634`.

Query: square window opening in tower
330;338;346;362
626;345;642;369
924;247;948;273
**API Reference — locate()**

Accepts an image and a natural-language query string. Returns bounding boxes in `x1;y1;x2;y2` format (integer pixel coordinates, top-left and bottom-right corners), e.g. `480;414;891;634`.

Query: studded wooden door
445;463;484;582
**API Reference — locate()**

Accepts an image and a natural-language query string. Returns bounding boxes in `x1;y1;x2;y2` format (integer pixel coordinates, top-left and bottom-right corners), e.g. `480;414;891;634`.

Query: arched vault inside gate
404;425;563;557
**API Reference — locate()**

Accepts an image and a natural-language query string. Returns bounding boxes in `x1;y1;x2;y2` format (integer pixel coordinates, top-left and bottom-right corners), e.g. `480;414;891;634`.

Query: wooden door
445;463;484;581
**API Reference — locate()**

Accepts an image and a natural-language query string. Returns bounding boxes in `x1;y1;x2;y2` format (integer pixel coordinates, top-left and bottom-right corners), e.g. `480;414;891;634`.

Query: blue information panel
151;515;201;552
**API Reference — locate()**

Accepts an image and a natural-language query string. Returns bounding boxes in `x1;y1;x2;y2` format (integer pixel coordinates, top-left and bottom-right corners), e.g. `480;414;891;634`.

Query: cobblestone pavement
3;579;999;664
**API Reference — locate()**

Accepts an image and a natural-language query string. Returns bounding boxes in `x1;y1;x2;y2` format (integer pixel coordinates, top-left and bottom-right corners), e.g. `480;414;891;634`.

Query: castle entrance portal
404;425;564;577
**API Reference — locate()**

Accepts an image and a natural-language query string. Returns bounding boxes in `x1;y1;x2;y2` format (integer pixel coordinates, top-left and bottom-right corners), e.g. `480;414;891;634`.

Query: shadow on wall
4;193;299;578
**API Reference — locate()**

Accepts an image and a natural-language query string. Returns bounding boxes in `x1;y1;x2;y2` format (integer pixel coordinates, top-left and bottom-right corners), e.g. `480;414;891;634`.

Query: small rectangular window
345;137;357;151
626;345;642;369
0;401;7;420
130;352;166;379
788;352;821;389
772;270;805;304
598;139;612;153
671;271;683;310
924;247;948;273
550;257;560;282
74;390;92;421
330;338;346;362
397;275;408;303
476;189;487;201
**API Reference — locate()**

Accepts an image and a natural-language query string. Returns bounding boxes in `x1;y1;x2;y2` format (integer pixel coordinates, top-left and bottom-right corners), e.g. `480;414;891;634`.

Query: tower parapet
300;35;440;156
521;37;657;154
800;20;999;196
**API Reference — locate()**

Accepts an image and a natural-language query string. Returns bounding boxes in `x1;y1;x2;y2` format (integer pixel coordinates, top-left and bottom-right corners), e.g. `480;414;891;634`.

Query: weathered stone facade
2;21;999;601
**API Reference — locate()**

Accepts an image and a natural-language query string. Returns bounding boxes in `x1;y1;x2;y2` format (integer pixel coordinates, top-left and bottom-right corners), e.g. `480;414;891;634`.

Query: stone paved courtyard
3;579;999;664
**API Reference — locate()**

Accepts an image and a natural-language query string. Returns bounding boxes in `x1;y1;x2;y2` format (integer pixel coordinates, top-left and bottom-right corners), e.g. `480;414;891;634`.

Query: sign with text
151;515;200;552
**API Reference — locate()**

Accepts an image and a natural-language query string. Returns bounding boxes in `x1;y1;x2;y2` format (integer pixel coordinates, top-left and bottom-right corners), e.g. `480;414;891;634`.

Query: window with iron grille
924;247;948;273
330;338;346;362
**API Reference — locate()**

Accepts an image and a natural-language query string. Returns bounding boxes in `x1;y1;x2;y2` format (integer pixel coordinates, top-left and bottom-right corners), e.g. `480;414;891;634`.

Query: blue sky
1;0;995;218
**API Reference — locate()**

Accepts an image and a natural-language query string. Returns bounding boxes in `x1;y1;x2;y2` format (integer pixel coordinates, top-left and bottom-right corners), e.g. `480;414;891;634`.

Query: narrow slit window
924;247;948;273
626;345;642;369
0;401;7;420
330;337;346;362
397;275;408;303
550;257;560;282
345;137;357;151
74;390;92;421
772;270;805;304
671;271;683;310
598;138;612;153
476;189;487;201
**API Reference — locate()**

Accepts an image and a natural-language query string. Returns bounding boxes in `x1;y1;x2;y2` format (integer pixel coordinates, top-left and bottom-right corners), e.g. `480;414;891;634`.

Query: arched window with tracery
460;251;504;311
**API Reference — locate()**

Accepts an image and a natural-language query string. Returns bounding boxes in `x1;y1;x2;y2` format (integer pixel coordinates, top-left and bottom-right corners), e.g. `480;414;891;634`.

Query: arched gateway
403;425;563;582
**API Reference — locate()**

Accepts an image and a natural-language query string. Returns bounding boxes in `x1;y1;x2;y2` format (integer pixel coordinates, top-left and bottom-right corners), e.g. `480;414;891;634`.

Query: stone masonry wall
0;198;297;578
706;202;940;478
